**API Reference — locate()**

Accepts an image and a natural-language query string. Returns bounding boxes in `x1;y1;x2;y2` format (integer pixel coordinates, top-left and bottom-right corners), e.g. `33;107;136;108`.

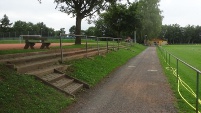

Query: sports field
158;45;201;112
162;45;201;71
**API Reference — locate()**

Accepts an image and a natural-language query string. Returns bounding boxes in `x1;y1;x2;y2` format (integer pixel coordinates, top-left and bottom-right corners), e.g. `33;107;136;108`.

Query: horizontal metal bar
20;35;41;37
97;37;112;39
87;36;96;38
60;34;86;37
112;38;122;40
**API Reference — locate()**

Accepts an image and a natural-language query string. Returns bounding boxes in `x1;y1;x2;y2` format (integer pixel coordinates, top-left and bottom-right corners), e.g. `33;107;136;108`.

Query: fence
58;34;129;63
158;46;201;113
0;31;56;39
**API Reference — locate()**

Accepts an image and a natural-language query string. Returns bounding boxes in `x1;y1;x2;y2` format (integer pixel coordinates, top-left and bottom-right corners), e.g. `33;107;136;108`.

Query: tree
102;4;128;37
85;27;97;36
137;0;163;40
38;0;124;44
69;25;76;34
0;14;12;32
94;17;115;37
13;20;27;35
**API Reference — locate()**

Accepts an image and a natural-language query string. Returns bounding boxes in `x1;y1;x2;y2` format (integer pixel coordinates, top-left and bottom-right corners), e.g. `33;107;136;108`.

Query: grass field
157;45;201;113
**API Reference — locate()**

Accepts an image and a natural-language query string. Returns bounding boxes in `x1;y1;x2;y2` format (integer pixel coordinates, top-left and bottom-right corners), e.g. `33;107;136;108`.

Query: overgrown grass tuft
0;64;73;113
65;44;146;86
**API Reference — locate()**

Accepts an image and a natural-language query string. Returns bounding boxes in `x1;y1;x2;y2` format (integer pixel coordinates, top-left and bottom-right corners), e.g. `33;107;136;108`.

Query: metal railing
59;34;125;63
158;46;201;113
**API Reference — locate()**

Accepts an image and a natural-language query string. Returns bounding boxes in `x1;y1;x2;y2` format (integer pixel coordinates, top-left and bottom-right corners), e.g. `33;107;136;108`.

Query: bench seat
24;42;51;49
21;35;51;49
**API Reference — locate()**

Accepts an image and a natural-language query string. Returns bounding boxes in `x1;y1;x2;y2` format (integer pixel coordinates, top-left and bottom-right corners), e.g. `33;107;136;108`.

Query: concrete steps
16;59;59;73
1;47;113;96
38;71;84;96
1;48;98;96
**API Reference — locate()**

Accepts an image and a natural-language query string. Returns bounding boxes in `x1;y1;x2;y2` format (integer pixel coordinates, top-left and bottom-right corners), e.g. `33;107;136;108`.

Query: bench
20;35;51;49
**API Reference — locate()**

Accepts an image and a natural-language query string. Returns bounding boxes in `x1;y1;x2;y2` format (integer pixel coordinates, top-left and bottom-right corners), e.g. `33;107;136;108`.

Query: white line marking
147;70;158;72
128;66;136;68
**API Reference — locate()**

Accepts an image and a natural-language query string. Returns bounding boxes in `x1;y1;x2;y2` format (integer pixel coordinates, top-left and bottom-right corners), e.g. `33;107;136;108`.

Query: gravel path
62;47;177;113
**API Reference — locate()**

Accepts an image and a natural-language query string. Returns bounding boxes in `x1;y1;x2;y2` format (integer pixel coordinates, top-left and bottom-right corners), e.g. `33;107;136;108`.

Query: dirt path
0;43;74;50
62;47;177;113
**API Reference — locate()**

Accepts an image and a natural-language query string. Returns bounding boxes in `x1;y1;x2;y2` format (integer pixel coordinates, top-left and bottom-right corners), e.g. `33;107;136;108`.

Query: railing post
86;36;88;57
118;39;120;50
166;51;167;63
177;59;179;83
97;37;100;55
196;71;200;113
59;34;63;63
169;53;171;66
107;38;109;53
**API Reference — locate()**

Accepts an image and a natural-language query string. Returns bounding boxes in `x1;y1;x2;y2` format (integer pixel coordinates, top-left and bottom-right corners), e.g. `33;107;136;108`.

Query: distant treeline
159;24;201;44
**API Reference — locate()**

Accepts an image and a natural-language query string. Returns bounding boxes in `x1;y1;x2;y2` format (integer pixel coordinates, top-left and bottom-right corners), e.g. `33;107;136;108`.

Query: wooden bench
20;35;51;49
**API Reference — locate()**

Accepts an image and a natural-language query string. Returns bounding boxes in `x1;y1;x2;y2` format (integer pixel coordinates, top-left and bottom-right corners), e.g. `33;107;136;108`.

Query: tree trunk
75;15;82;45
117;31;121;38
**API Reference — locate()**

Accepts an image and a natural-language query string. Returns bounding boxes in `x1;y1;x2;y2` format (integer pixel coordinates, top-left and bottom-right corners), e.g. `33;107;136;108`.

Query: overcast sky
0;0;201;33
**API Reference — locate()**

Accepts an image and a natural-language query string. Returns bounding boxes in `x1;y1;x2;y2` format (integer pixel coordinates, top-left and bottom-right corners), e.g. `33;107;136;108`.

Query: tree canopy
0;14;12;32
38;0;126;44
137;0;163;40
160;24;201;44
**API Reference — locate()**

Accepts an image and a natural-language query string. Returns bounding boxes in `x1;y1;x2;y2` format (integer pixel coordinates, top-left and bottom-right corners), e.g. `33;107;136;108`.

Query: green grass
0;49;46;55
65;44;147;86
162;45;201;71
0;64;74;113
157;45;201;113
0;40;21;44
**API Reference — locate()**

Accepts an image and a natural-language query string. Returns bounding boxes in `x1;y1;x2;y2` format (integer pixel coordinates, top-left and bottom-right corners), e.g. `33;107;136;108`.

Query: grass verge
65;44;147;86
0;64;73;113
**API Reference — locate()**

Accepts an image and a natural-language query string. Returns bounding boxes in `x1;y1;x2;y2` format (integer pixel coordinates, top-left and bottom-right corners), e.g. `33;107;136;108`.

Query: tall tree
85;26;97;36
69;25;76;34
38;0;123;44
102;4;128;37
13;20;27;35
0;14;12;32
137;0;163;39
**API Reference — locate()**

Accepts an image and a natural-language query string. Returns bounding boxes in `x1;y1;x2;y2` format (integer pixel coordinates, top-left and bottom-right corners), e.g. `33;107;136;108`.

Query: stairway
1;48;108;96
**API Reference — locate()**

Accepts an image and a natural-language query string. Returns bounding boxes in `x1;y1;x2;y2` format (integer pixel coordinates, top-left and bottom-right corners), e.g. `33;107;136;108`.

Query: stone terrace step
63;82;84;94
0;48;86;64
16;59;59;73
5;48;98;66
7;53;60;65
52;78;74;88
41;72;65;82
27;65;67;76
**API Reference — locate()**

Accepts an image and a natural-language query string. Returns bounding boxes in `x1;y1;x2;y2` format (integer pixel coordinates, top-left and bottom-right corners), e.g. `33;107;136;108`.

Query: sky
0;0;201;33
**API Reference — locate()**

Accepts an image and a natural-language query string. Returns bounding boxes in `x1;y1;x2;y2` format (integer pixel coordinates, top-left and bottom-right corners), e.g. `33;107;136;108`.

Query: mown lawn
157;45;201;113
